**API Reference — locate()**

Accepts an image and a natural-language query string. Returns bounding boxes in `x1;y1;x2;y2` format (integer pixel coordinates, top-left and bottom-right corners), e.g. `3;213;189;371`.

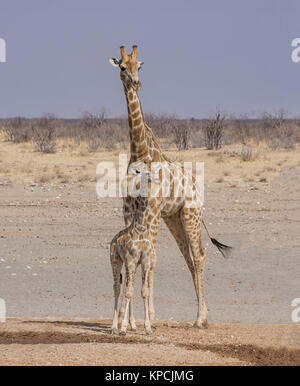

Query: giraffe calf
110;162;160;336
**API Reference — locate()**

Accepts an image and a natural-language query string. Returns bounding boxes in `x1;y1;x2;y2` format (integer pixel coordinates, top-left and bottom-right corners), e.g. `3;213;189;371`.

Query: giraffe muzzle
133;80;141;91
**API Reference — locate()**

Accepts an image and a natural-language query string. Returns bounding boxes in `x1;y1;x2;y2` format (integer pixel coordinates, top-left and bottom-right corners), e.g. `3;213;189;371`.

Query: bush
231;114;252;145
204;112;226;150
81;110;108;152
32;114;57;153
1;109;299;153
144;113;177;138
240;145;259;161
3;117;32;143
172;122;191;150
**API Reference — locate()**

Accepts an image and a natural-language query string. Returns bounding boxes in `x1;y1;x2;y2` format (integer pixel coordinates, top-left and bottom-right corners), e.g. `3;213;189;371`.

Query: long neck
124;85;170;164
124;86;149;162
132;198;157;235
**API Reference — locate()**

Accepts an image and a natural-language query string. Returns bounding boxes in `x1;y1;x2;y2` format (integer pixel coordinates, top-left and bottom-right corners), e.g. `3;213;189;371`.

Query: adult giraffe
109;45;231;329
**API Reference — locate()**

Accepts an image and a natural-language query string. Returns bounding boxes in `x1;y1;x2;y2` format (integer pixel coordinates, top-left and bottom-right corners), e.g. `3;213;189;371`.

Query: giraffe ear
109;57;120;67
138;61;144;70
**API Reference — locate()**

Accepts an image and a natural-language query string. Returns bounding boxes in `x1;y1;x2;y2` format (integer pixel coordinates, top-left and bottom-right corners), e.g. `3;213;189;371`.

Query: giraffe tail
202;219;232;259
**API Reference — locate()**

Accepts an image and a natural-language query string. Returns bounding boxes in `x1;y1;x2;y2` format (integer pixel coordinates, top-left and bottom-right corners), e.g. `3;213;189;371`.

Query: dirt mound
0;318;299;366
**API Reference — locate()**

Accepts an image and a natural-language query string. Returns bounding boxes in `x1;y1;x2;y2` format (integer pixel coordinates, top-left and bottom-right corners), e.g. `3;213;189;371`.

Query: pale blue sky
0;0;299;118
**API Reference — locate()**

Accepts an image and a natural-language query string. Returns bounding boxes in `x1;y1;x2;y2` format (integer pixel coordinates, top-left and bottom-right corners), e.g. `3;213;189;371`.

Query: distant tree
32;114;57;153
204;111;226;150
3;116;31;143
172;121;191;150
81;108;108;152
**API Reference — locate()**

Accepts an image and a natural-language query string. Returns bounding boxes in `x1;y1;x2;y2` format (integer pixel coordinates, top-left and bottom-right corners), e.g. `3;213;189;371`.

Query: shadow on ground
0;319;299;366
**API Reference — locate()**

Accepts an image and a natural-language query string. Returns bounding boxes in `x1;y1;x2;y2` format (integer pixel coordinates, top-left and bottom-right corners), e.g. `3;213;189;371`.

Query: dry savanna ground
0;131;299;186
0;318;299;366
0;130;300;366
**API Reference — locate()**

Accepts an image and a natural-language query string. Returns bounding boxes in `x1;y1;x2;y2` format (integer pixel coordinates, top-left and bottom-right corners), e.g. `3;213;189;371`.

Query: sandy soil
0;133;299;185
0;318;299;366
0;166;299;365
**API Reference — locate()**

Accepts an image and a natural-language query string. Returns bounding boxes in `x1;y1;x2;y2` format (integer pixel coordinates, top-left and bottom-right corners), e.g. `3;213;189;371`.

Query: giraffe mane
144;123;172;163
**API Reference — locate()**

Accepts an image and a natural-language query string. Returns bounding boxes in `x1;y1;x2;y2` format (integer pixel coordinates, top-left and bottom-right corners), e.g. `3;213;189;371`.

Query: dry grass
164;143;299;184
0;131;299;185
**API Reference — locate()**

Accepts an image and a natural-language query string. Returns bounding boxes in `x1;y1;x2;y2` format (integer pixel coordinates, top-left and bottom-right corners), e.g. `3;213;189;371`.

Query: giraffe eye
135;169;140;174
120;65;126;71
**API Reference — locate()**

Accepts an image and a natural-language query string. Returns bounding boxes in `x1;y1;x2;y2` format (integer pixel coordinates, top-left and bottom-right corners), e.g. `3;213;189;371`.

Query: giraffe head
128;161;161;183
122;161;161;198
109;45;144;91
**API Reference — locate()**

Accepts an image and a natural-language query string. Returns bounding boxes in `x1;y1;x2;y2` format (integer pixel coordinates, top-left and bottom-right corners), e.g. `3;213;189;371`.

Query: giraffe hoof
192;320;208;330
145;330;153;336
130;321;137;331
119;330;127;336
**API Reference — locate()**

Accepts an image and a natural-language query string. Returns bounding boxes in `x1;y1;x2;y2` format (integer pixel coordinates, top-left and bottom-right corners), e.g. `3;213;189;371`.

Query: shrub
81;109;109;152
204;112;226;150
172;122;191;150
3;117;32;143
32;114;57;153
240;145;259;161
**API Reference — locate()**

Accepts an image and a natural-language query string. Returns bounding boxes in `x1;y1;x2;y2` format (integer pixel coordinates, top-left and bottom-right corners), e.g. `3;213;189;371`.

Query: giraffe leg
188;241;208;329
119;198;137;329
119;297;130;336
129;268;137;331
141;255;152;335
110;249;123;335
118;276;126;327
118;257;128;327
148;245;157;325
163;212;199;298
147;214;161;326
119;263;136;336
119;274;137;331
181;208;208;329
